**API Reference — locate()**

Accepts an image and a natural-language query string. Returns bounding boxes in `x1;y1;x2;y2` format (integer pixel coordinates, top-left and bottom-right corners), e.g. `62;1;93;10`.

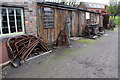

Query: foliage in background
118;1;120;14
107;0;119;20
109;16;120;26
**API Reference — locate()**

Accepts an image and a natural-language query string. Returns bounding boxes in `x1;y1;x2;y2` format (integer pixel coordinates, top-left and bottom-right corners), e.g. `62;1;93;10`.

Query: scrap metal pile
56;30;69;47
7;35;49;67
84;24;105;39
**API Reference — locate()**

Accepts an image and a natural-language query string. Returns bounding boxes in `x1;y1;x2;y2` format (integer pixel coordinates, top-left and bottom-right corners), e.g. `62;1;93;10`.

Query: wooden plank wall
81;12;87;34
37;6;87;44
78;11;82;35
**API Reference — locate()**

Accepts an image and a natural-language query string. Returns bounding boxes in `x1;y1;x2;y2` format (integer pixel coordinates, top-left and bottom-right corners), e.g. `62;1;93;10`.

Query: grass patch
114;26;118;30
109;16;120;26
77;39;95;44
64;49;73;54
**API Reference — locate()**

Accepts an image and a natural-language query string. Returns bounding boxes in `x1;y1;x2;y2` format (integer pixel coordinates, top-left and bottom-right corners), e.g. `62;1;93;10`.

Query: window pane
2;9;7;15
17;27;22;32
2;28;9;34
2;16;7;21
16;9;21;15
17;21;22;32
9;16;15;21
8;9;16;33
16;16;21;20
2;8;9;34
16;9;22;32
10;22;15;26
17;21;21;26
8;9;14;16
10;27;16;33
2;22;8;28
10;22;16;33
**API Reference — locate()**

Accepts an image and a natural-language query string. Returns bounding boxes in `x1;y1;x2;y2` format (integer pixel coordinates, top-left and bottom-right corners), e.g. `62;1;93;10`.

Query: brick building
78;2;106;26
0;1;39;65
78;2;106;12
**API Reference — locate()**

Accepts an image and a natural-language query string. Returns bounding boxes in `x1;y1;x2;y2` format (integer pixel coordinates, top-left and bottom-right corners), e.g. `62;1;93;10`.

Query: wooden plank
70;11;72;37
80;11;83;34
76;12;79;36
39;7;43;37
57;10;60;35
78;11;80;35
56;10;58;36
51;29;54;42
79;11;81;35
50;29;52;42
54;9;58;41
82;12;86;32
74;11;77;37
49;29;51;42
72;11;75;36
84;12;87;27
61;10;63;30
93;13;95;23
63;10;66;30
66;10;69;37
59;10;62;30
44;29;46;43
66;10;68;16
46;29;48;44
43;8;45;43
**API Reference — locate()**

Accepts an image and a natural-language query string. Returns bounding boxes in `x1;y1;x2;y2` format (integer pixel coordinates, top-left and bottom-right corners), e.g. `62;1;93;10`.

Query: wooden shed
36;2;101;44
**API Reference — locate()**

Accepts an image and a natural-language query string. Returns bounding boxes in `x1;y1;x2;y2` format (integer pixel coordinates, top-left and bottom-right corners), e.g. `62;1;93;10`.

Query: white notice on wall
86;12;90;19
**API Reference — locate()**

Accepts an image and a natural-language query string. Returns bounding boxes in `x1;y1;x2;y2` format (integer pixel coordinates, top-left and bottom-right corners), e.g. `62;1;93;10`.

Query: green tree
118;1;120;14
107;0;119;20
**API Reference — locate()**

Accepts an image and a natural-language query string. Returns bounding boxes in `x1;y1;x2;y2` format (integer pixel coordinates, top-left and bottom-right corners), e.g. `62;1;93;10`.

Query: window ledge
0;32;25;38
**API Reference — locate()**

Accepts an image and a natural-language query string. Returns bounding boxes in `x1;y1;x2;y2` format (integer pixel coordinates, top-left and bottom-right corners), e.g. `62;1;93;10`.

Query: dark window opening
2;22;8;28
2;16;7;21
17;27;22;32
2;8;9;34
44;8;54;28
16;9;21;15
2;28;9;34
8;9;14;16
2;9;7;15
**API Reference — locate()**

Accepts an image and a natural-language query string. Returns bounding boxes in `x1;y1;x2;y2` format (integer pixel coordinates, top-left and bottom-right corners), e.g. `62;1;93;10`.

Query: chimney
105;5;107;12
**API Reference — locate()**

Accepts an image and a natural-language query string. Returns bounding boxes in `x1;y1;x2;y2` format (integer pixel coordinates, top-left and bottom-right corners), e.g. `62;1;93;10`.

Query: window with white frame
0;7;24;35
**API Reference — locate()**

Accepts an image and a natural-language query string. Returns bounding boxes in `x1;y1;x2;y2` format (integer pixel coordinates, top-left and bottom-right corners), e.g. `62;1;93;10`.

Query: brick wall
0;1;38;63
24;2;37;36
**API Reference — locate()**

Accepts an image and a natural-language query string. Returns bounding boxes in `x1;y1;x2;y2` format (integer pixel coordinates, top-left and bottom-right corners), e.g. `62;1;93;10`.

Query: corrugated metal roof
37;2;100;14
80;2;106;9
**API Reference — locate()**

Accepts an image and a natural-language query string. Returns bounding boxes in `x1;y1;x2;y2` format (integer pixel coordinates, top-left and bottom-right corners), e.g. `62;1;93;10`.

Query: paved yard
2;28;118;78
